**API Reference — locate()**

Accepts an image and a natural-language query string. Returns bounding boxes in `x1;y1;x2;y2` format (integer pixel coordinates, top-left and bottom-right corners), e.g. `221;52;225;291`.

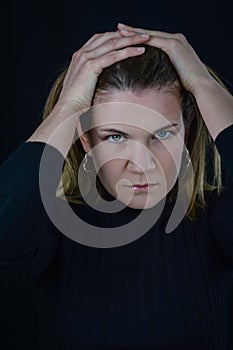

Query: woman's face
79;89;186;209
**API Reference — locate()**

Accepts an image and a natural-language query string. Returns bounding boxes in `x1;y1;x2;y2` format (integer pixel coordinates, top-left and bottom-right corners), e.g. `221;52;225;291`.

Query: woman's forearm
26;104;81;158
191;77;233;141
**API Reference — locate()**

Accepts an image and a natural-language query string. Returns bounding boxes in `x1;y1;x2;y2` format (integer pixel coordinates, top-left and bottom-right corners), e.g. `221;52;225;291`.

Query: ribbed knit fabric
0;124;233;350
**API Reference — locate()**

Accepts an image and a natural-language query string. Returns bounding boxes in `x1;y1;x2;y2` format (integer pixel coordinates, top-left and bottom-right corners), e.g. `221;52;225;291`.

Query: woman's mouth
125;184;157;192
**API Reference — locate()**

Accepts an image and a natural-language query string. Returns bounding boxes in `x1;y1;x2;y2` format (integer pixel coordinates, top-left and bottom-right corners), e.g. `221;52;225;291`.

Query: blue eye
106;134;123;143
154;131;173;140
106;134;125;143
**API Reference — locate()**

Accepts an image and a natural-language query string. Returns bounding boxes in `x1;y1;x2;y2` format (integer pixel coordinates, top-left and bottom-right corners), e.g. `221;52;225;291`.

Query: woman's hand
117;23;214;94
57;30;150;112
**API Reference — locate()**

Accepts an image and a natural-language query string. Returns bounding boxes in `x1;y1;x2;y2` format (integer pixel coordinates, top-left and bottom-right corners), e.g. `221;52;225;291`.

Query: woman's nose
127;145;156;173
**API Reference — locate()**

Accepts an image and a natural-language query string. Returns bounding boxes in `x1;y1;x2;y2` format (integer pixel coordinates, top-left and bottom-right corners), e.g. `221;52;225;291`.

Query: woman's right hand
56;30;150;112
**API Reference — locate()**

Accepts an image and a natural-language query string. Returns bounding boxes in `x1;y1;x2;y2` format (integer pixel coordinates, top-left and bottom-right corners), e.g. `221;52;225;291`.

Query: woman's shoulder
203;186;233;267
204;186;233;229
205;186;233;207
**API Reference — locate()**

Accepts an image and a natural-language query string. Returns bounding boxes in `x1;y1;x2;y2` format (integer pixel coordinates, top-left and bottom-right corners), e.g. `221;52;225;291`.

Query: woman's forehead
93;89;181;116
90;102;182;132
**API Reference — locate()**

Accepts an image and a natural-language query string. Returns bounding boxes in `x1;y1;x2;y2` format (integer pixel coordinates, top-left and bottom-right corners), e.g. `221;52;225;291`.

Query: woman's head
42;43;224;219
79;89;186;210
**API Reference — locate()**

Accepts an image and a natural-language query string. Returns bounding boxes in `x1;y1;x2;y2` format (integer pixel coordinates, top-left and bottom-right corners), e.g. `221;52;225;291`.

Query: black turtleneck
0;124;233;350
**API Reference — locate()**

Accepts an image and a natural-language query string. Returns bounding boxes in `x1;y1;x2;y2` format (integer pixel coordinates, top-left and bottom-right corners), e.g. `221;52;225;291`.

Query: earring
83;153;95;173
183;148;191;168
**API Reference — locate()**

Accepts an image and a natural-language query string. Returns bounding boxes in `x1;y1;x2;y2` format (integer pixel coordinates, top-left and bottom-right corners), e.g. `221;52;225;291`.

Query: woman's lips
125;183;157;192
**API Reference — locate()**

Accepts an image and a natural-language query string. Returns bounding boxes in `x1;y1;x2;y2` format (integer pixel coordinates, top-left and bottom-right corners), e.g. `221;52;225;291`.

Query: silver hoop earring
183;148;191;168
83;154;95;173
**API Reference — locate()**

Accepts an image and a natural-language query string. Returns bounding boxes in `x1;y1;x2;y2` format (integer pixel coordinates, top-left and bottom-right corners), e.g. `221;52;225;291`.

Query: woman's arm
190;77;233;142
0;141;63;285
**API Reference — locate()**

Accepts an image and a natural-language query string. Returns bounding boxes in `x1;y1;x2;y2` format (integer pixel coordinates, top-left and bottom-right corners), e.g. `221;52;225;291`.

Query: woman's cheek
158;150;181;190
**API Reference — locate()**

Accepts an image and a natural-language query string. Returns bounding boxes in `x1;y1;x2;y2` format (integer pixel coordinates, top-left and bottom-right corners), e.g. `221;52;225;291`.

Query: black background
2;0;233;164
1;1;233;348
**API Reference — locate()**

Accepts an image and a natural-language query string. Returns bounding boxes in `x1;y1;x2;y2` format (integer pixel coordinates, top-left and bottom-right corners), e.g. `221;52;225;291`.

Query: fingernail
118;23;125;28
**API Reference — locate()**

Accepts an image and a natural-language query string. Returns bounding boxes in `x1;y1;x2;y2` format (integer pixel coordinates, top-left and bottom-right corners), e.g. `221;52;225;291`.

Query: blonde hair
42;44;228;221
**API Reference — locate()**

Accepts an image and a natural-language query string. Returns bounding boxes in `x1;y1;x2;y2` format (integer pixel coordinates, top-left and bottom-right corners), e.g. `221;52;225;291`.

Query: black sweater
0;125;233;350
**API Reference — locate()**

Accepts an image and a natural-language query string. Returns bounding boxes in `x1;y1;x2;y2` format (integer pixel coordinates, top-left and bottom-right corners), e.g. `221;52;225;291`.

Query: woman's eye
153;131;173;140
106;134;125;143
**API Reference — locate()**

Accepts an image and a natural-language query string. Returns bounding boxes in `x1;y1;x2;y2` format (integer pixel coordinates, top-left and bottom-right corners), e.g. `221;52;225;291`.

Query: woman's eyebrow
98;123;179;136
98;128;129;137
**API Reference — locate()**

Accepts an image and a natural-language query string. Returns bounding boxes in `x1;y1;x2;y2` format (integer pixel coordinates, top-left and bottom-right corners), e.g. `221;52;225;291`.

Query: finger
82;31;120;49
84;30;138;54
118;31;168;51
83;29;139;53
83;32;150;60
117;23;172;38
91;46;147;73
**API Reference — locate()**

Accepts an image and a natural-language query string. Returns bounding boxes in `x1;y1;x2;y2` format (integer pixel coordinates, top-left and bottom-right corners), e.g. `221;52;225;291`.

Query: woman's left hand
117;23;214;94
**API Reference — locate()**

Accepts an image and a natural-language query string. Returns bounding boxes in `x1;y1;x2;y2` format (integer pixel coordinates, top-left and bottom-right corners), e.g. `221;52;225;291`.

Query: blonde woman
0;23;233;349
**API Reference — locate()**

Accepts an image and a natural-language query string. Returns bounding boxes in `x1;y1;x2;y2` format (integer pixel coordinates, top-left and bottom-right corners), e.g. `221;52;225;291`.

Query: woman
0;23;233;349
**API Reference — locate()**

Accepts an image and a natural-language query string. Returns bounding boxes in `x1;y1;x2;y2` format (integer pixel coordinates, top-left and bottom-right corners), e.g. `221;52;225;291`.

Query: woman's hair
42;43;228;221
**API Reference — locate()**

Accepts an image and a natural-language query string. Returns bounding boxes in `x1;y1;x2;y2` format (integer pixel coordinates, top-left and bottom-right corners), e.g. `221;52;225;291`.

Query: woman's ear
76;120;92;155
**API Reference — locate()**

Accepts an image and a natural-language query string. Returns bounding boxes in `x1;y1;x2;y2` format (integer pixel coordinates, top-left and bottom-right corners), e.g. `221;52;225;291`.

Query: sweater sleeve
0;141;65;285
208;124;233;267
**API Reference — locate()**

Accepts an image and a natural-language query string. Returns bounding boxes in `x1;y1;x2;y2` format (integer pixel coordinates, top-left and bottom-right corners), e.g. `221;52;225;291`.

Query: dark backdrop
2;0;233;165
1;1;233;348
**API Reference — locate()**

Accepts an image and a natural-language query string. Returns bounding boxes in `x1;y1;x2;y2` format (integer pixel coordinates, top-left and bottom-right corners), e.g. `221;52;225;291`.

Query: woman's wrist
189;74;221;96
